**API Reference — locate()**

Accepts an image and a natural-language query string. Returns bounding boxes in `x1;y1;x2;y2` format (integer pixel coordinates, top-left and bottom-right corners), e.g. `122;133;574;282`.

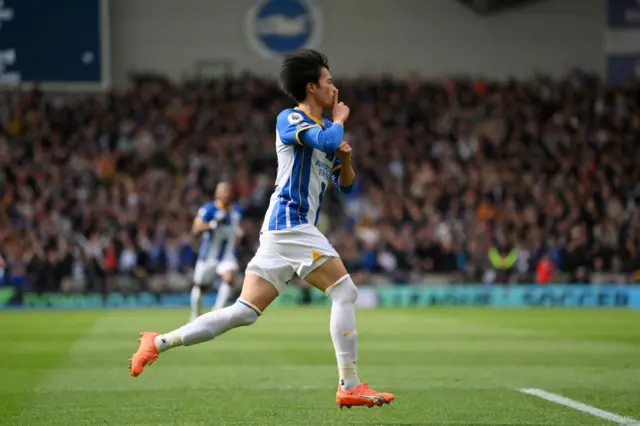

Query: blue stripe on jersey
314;182;327;225
267;175;293;231
269;177;291;231
267;145;314;230
268;202;278;230
300;147;313;221
276;176;291;228
287;147;303;226
198;231;213;260
267;205;276;230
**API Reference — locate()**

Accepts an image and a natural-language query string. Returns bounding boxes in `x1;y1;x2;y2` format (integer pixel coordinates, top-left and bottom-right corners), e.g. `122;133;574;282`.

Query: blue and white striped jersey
197;202;242;261
261;108;353;232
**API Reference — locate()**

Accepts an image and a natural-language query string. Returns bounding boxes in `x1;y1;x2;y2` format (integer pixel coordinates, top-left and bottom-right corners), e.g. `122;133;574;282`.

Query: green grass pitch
1;307;639;425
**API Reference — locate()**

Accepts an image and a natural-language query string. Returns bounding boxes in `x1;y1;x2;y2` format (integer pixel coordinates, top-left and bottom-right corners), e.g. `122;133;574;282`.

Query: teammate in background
190;182;243;321
130;50;394;409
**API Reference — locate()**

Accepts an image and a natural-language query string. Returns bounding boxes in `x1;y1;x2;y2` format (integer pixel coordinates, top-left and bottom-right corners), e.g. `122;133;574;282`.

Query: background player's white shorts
245;224;339;293
193;258;239;286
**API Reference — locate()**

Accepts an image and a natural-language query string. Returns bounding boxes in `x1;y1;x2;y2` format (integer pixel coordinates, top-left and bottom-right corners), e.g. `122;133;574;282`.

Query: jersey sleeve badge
287;112;304;125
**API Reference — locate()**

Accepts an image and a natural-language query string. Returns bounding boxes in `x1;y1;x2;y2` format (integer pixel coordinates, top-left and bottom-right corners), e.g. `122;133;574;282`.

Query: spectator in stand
536;255;554;285
0;69;640;291
0;252;8;286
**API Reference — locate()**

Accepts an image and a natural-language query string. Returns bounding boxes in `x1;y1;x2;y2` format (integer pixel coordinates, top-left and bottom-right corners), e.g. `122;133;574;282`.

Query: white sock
213;281;232;310
326;275;360;391
190;285;202;321
154;299;260;352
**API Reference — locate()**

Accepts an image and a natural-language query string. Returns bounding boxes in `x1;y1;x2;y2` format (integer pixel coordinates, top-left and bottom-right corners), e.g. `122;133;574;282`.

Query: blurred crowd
1;69;640;293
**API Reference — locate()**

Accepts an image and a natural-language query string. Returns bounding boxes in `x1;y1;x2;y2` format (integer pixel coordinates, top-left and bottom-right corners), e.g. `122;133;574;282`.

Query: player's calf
305;257;395;406
325;274;360;390
178;299;260;346
129;299;260;377
160;298;260;351
130;274;278;377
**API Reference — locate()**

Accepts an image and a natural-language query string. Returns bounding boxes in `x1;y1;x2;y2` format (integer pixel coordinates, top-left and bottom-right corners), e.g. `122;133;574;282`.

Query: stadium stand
1;69;639;293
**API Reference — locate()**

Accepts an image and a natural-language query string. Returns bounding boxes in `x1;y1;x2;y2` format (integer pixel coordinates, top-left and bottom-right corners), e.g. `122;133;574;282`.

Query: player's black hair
279;49;329;103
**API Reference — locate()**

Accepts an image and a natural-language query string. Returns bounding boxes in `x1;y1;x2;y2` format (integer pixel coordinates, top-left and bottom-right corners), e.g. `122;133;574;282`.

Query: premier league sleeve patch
288;112;304;125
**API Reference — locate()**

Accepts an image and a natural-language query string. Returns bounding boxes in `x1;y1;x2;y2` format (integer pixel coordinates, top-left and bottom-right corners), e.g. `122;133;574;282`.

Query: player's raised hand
332;90;350;124
336;141;352;160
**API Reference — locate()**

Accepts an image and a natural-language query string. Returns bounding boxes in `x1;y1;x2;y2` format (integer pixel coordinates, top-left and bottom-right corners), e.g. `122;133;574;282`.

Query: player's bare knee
326;275;358;304
240;273;279;312
221;271;235;284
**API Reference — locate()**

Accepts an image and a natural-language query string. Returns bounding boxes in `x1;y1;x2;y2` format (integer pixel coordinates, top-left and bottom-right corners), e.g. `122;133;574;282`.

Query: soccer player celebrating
129;50;394;408
190;182;243;321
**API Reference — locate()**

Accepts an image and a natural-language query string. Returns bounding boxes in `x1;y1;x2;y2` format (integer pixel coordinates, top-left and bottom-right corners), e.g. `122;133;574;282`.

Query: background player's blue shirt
197;202;242;261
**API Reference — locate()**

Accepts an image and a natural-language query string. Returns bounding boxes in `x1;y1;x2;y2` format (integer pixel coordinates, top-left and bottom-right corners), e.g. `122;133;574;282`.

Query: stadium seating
1;69;639;292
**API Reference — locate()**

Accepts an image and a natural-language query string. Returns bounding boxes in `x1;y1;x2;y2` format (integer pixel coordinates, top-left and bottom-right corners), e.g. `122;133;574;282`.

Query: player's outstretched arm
192;206;218;236
192;217;217;236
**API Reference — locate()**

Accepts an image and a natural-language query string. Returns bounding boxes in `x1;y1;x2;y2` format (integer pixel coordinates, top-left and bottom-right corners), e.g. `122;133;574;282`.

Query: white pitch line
519;388;640;425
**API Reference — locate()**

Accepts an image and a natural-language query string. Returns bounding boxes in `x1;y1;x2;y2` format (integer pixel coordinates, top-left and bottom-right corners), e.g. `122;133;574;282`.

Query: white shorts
245;224;339;293
193;258;239;286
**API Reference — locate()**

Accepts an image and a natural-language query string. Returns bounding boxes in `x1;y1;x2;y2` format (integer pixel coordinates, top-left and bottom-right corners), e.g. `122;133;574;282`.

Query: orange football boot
129;331;160;377
336;382;394;408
